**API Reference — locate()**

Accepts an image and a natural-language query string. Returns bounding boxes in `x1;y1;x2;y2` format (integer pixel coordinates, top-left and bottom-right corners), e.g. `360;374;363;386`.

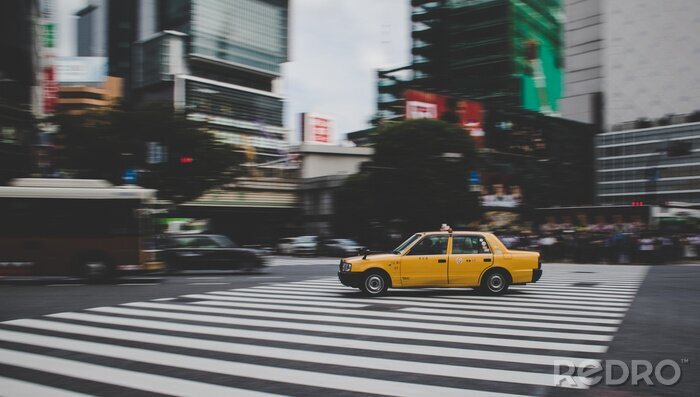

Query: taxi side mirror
360;248;370;259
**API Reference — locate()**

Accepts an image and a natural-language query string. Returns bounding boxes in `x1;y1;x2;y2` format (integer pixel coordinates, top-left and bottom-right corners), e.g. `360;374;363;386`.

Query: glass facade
596;123;700;204
191;0;288;74
144;0;289;163
381;0;563;119
132;33;171;88
184;79;286;158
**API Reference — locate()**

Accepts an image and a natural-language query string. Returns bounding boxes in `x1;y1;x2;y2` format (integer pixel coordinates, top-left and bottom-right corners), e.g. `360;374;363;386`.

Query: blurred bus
0;178;164;281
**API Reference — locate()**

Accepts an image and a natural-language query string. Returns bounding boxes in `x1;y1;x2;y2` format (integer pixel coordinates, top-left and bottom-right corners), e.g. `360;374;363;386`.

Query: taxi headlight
341;262;352;272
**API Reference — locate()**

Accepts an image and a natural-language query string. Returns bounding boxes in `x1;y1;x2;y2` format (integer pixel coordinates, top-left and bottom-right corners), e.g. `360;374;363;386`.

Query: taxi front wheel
360;271;389;296
480;270;510;295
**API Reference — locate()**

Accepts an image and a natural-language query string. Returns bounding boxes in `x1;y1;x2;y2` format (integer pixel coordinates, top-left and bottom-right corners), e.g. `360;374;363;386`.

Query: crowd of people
492;214;700;264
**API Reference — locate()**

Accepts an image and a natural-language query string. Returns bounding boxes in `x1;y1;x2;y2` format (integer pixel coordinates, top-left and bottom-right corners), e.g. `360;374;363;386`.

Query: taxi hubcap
366;275;384;293
489;274;504;291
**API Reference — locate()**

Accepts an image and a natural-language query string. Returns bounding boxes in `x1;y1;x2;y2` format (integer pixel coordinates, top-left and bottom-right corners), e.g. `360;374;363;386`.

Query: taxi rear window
452;235;491;254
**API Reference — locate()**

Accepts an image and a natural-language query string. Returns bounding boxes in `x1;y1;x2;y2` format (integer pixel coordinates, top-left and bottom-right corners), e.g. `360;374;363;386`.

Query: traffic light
179;156;194;164
631;201;644;206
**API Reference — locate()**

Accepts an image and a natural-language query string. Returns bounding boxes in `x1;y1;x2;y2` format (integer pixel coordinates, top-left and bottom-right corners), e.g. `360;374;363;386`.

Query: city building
347;126;375;147
122;0;292;242
379;0;564;119
57;76;123;115
75;0;107;57
292;143;374;236
365;88;595;212
596;121;700;205
560;0;700;131
0;0;42;182
107;0;138;92
132;0;289;164
54;57;121;115
179;176;300;244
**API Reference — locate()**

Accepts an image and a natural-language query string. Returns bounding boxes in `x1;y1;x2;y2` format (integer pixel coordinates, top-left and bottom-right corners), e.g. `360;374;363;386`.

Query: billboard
404;90;485;148
301;113;335;144
55;57;108;83
519;39;563;115
479;173;524;209
43;67;58;114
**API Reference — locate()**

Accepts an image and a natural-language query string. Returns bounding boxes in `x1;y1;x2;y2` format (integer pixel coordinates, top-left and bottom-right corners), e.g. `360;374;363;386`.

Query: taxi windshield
393;234;421;254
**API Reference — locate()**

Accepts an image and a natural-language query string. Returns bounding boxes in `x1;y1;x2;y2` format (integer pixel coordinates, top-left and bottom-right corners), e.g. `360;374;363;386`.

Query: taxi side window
407;236;449;255
452;236;491;254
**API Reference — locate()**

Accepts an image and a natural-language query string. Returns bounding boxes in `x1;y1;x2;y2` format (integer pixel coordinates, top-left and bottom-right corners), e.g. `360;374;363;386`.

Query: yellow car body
338;231;541;295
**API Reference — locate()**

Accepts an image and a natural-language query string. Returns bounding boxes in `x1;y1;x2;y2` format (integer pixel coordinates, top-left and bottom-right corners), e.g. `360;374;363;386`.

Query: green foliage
53;105;243;203
335;119;479;237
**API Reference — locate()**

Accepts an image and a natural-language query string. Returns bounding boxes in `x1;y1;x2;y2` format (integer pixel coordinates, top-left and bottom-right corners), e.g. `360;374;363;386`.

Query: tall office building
107;0;138;88
560;0;700;131
0;0;42;182
132;0;289;163
75;0;107;57
379;0;564;119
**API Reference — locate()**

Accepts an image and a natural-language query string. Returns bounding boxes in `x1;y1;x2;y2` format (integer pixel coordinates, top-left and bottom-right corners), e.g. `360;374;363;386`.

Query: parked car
162;234;265;272
320;238;365;257
276;237;297;255
291;235;320;256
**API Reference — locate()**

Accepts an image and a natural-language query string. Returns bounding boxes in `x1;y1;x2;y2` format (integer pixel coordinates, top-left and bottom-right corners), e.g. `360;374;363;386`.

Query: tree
335;119;479;239
0;142;32;184
53;105;243;203
687;110;700;123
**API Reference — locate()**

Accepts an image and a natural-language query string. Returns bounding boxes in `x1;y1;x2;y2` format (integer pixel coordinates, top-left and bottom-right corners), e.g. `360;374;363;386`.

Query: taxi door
448;235;493;286
400;234;449;287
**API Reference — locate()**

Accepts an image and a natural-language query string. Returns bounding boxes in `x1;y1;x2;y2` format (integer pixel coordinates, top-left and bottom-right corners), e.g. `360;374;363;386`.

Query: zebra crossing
0;264;649;396
264;256;339;267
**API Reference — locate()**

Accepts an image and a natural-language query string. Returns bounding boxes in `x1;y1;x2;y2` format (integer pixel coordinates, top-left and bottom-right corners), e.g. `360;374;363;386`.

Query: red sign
310;116;330;143
404;90;485;148
301;113;335;144
43;66;58;114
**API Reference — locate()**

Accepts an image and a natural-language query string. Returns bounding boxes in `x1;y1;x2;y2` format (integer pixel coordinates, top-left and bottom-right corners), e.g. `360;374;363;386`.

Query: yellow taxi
338;228;541;296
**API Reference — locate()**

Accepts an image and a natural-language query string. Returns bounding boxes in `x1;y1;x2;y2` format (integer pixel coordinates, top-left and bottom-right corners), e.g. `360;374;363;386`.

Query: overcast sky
54;0;410;142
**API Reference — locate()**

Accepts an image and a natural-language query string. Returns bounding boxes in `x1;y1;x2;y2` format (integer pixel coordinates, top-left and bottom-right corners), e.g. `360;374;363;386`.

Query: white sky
54;0;410;142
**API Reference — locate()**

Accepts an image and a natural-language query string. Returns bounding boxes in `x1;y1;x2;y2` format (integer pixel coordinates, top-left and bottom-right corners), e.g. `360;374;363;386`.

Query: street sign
469;170;481;185
123;169;137;184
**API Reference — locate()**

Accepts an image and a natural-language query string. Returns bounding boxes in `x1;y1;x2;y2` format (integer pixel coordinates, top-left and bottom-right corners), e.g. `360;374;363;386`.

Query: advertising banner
43;67;58;114
479;173;524;209
301;113;335;144
55;57;108;83
404;90;485;148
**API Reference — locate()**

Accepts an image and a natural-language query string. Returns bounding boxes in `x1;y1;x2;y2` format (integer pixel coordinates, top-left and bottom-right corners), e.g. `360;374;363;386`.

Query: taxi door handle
484;258;492;262
438;259;446;263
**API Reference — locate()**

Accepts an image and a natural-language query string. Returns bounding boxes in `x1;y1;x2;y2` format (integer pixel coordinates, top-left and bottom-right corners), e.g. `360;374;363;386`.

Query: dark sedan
161;234;265;272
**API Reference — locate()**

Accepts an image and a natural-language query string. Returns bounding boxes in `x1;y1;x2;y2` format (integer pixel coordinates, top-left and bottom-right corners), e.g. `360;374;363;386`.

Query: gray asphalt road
0;260;697;396
0;256;340;321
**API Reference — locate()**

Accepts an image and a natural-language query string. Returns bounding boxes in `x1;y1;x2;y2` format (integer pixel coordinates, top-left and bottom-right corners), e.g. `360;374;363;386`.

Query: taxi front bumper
338;271;363;288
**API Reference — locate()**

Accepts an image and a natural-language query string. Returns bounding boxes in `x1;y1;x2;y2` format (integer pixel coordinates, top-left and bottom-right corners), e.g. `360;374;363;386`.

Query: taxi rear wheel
480;269;510;295
360;271;389;297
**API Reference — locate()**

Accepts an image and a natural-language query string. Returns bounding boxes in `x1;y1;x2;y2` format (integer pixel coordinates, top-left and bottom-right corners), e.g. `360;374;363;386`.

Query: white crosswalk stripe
0;264;649;396
264;256;339;266
0;376;93;397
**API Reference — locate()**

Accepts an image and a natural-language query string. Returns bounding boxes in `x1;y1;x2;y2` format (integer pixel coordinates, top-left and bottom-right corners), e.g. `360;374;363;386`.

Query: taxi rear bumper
532;268;543;283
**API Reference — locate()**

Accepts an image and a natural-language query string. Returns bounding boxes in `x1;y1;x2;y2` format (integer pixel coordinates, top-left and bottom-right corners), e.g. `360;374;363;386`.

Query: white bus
0;178;164;281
